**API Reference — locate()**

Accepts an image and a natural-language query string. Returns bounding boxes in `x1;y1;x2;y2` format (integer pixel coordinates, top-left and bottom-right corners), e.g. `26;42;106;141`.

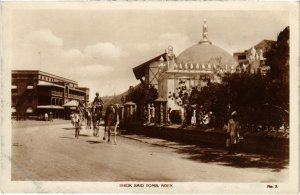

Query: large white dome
176;43;238;69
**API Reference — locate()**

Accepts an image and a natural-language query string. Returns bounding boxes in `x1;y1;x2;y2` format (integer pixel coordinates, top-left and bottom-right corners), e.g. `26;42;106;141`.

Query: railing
38;91;84;100
38;91;63;97
51;91;63;96
68;94;85;100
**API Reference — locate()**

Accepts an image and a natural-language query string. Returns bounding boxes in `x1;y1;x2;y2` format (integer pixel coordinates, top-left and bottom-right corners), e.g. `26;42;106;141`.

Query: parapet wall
123;123;289;157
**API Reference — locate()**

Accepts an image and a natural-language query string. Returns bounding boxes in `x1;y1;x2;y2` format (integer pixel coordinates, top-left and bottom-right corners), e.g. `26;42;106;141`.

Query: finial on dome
199;19;212;45
203;19;208;39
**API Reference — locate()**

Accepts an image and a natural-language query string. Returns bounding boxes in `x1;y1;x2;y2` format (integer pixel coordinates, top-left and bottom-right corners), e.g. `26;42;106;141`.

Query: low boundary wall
123;123;289;157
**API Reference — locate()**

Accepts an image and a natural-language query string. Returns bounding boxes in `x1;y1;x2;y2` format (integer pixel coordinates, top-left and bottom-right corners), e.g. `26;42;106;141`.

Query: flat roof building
11;70;89;120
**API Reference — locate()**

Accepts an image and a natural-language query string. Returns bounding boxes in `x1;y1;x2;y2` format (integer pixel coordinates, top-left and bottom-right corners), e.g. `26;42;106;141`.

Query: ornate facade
132;19;238;124
233;39;275;75
157;20;238;112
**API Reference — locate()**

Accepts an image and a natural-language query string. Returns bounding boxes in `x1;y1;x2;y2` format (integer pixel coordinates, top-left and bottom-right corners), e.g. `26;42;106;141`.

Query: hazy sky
10;8;289;99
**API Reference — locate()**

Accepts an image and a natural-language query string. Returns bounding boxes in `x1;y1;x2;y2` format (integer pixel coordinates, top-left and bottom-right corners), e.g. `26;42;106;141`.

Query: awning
11;107;16;113
63;100;78;107
37;81;64;88
37;105;64;109
25;107;34;113
11;85;17;89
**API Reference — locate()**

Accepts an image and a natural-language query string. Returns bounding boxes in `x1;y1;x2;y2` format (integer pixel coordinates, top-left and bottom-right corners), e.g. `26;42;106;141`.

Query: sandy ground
11;120;289;182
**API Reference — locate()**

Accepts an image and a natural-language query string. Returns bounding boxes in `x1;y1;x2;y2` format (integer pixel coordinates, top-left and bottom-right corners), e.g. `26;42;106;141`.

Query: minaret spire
199;19;212;45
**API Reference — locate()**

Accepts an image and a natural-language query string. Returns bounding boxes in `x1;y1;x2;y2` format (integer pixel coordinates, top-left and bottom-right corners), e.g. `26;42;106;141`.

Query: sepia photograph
0;1;299;194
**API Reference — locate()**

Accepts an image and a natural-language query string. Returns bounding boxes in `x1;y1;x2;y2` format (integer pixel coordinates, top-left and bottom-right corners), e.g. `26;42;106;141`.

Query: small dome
176;44;238;69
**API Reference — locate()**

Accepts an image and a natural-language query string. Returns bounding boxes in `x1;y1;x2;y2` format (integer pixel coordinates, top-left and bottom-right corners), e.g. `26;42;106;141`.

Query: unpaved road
12;120;288;182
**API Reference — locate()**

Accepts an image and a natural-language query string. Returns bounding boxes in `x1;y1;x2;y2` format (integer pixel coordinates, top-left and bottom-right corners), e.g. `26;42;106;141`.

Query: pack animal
92;105;103;136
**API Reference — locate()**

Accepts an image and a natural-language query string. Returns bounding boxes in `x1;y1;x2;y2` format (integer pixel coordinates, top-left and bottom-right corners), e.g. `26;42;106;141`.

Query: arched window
27;83;34;89
25;107;34;114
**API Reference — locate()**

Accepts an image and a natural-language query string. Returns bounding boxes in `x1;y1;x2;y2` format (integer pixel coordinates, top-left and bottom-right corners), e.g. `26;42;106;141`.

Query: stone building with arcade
11;70;89;120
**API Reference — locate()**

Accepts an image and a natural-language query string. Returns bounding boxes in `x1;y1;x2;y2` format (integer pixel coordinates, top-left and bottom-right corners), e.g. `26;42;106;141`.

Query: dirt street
12;120;289;182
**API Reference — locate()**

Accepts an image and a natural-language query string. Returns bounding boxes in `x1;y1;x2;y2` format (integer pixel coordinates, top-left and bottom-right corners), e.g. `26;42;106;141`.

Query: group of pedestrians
70;92;119;145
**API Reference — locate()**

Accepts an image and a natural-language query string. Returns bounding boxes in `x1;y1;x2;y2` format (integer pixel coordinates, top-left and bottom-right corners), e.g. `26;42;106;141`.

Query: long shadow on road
175;145;288;172
62;127;75;130
60;136;74;140
86;140;105;144
121;132;288;172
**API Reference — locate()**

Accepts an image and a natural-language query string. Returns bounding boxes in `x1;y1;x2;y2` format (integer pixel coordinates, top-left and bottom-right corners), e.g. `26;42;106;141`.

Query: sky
10;8;289;100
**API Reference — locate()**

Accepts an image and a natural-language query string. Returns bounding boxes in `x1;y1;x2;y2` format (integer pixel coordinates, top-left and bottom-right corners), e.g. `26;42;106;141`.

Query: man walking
113;104;120;145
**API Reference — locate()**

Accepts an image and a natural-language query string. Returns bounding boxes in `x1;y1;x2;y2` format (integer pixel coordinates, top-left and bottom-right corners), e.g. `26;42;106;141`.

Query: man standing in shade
227;111;240;154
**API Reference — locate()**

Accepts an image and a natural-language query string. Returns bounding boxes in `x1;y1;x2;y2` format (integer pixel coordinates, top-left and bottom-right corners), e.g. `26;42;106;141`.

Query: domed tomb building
132;19;238;124
158;19;238;111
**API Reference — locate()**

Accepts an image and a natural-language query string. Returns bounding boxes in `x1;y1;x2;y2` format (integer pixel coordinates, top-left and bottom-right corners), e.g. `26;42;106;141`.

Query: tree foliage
126;27;289;131
125;85;158;105
182;26;290;131
168;80;190;107
265;26;289;111
125;84;158;123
